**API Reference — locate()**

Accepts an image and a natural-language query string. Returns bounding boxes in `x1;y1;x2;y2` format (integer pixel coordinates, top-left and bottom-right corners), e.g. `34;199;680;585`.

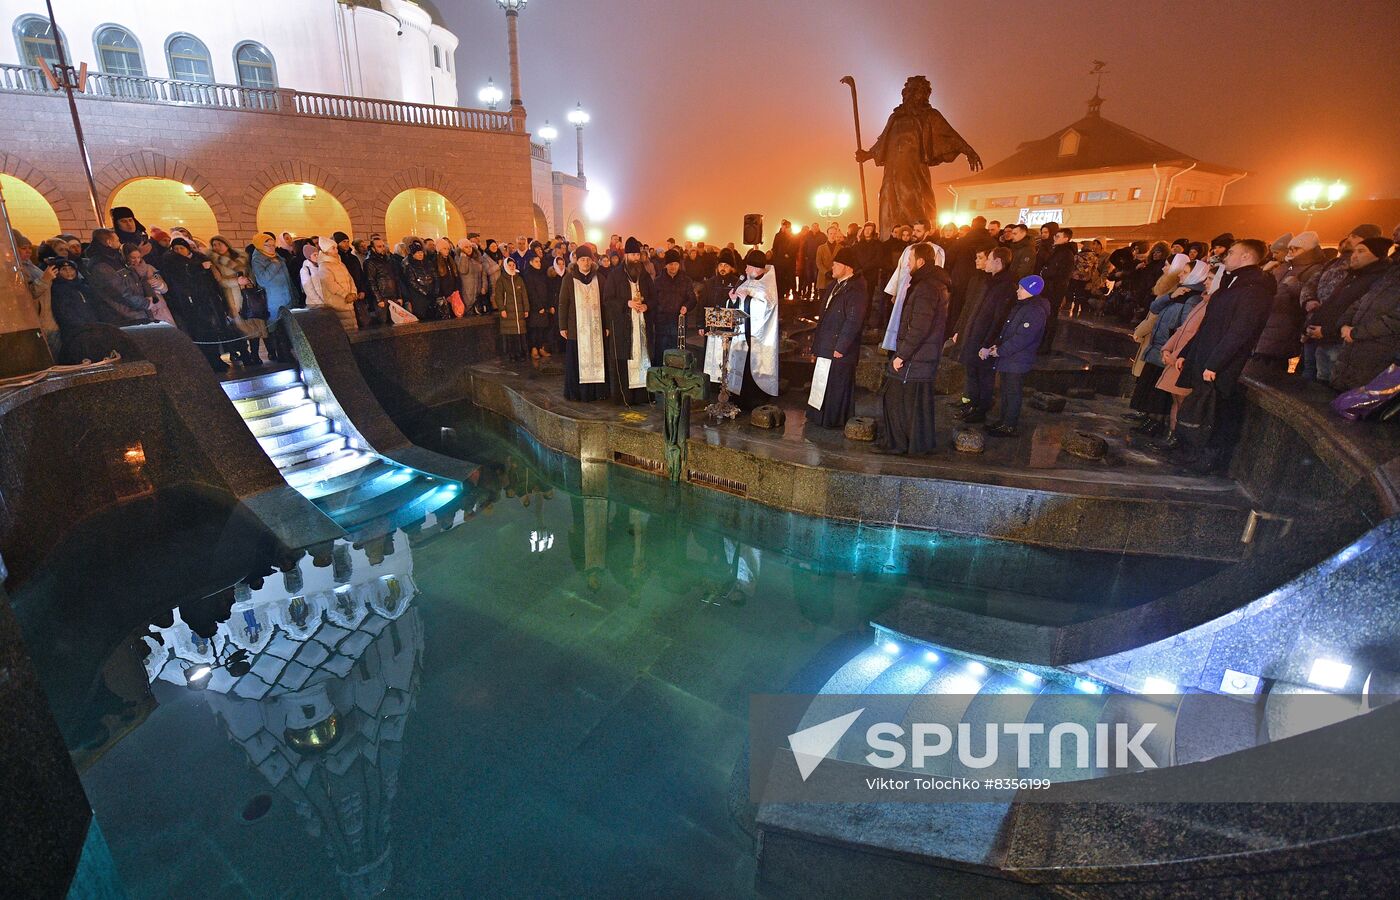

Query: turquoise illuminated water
13;415;1222;897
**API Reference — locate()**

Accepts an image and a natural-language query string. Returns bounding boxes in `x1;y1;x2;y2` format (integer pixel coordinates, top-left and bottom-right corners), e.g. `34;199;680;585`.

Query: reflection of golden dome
285;714;341;755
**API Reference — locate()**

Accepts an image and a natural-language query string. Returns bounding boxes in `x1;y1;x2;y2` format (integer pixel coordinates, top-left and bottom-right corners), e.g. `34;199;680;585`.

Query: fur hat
332;231;350;243
1349;224;1383;240
663;248;683;265
718;247;741;269
624;236;643;254
1270;233;1294;252
1210;233;1234;250
833;246;860;268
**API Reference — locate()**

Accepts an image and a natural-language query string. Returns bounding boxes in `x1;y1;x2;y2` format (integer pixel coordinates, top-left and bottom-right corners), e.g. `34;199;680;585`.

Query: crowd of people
14;205;1398;474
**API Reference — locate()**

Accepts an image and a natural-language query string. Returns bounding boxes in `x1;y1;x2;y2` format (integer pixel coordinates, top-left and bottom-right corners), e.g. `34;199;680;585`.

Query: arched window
234;42;276;88
14;15;64;67
432;45;441;68
165;33;213;83
94;25;144;77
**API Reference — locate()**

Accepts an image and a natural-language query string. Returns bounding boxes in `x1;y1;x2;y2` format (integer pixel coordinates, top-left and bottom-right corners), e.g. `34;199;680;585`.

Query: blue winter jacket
251;249;295;322
1145;286;1205;366
993;297;1050;374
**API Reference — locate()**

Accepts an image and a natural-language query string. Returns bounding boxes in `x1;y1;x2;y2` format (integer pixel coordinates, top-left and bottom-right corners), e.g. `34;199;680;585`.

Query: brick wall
1;91;535;243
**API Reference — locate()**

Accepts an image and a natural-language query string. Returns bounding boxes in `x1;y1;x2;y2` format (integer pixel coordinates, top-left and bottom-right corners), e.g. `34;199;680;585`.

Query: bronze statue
855;75;982;235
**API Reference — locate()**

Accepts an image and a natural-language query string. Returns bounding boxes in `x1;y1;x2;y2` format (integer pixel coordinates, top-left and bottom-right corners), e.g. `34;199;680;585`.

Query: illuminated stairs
222;367;460;537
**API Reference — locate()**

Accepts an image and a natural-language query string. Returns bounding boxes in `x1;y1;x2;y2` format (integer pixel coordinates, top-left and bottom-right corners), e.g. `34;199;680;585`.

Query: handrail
530;142;552;163
0;62;519;133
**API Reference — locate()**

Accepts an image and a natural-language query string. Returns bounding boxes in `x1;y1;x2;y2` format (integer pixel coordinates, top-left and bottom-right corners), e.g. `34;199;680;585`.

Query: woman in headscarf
480;239;503;313
434;237;458;312
251;233;295;361
300;243;325;311
158;237;235;372
209;235;266;365
400;240;439;320
522;251;553;359
493;255;529;361
313;235;359;332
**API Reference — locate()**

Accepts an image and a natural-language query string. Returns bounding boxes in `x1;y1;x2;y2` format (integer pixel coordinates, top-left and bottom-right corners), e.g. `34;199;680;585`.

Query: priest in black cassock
876;242;950;455
805;246;869;428
603;236;655;407
557;246;609;402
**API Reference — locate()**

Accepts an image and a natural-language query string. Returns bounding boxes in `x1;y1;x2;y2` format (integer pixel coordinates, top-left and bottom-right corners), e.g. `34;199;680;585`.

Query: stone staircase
222;368;461;537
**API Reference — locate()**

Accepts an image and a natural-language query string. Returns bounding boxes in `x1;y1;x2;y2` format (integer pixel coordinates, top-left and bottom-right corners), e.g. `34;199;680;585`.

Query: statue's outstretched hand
855;149;872;164
966;149;983;172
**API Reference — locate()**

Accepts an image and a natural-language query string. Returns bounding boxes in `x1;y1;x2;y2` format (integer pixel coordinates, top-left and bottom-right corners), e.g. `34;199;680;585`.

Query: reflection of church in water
143;528;423;899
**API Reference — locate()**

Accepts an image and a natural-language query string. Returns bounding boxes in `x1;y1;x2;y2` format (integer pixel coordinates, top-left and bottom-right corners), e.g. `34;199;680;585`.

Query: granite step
221;367;302;401
269;433;349;470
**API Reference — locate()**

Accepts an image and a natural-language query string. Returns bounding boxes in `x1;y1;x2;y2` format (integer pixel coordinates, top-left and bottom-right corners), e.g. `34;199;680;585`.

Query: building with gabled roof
945;93;1246;230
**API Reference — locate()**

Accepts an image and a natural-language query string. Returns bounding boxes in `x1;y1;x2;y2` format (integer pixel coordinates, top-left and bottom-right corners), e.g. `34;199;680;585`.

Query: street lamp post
496;0;526;112
567;102;590;179
537;120;557;147
812;188;850;220
477;77;503;111
1292;179;1348;231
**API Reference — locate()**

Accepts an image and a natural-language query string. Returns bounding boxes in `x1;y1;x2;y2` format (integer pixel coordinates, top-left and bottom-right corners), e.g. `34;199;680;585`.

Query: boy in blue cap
980;274;1049;436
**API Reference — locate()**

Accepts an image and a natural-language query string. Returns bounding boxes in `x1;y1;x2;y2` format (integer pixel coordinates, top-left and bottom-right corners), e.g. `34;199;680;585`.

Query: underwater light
1017;670;1041;686
184;664;212;687
965;661;987;676
1142;676;1177;694
1308;658;1352;690
881;641;901;656
1074;678;1103;694
923;650;940;664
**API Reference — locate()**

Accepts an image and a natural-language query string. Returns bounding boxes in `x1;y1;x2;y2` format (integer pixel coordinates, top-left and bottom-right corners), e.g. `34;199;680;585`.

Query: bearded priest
604;236;656;406
704;248;781;410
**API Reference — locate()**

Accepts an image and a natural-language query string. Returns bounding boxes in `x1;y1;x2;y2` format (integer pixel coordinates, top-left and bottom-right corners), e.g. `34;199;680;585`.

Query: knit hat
171;237;193;250
624;236;643;254
1349;224;1383;240
1210;233;1234;250
1018;274;1044;296
149;227;170;242
743;248;768;269
1270;233;1293;252
303;243;319;260
833;246;860;268
1289;231;1321;251
574;245;594;260
332;231;350;243
1358;237;1394;259
663;248;683;265
1171;236;1190;250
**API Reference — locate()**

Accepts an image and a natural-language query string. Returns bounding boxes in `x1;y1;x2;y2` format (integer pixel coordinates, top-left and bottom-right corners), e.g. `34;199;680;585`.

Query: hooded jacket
313;237;359;331
82;241;152;324
1254;246;1326;358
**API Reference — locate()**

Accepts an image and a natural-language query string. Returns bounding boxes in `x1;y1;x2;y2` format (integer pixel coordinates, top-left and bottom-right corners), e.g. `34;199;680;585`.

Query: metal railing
530;142;552;163
0;63;519;132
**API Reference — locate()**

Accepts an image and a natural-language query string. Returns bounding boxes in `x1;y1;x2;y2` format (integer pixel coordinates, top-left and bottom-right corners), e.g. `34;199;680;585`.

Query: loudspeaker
742;214;764;246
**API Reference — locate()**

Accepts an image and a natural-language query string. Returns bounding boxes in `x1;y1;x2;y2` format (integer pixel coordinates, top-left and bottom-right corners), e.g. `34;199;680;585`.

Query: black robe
602;265;655;406
806;275;868;427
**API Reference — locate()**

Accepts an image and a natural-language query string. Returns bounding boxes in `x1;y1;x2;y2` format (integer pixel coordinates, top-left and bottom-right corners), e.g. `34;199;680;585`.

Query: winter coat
992;297;1050;374
158;251;230;343
493;271;529;335
1179;265;1275;394
651;269;695;331
364;250;402;304
1156;298;1209;397
250;249;294;322
813;275;869;360
339;247;370;298
82;243;152;324
401;256;439;313
456;251;486;300
1310;259;1388;344
815;240;839;290
522;263;553;326
1146;286;1205;366
1334;262;1400;390
960;269;1017;366
1038;242;1077;301
1254;247;1326;358
887;265;949;382
300;260;325;307
430;249;457;299
1006;235;1036;281
950;230;997;299
314;238;360;332
50;276;103;337
481;254;503;293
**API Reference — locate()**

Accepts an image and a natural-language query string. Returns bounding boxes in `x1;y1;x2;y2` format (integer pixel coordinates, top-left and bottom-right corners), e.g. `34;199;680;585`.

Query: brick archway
241;161;364;234
371;167;473;237
0;151;82;233
92;151;233;233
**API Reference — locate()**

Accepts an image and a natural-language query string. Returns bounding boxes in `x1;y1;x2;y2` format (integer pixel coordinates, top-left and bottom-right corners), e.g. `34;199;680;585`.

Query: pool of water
12;415;1225;898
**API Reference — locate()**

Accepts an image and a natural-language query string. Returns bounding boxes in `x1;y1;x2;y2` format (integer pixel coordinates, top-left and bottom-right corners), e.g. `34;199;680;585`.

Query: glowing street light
537;120;558;145
684;223;707;242
1291;178;1348;230
812;187;851;218
477;77;503;110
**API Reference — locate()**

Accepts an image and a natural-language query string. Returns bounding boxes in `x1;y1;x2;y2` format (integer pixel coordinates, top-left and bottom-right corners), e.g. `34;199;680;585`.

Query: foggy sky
446;0;1400;244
